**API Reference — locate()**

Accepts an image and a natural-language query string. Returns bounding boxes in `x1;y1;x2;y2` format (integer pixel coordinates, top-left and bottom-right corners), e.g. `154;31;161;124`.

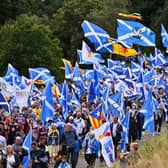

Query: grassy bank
139;131;168;168
112;131;168;168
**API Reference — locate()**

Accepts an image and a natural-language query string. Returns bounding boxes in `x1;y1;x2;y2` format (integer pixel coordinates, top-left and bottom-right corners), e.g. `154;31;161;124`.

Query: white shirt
7;155;15;168
112;123;118;137
74;118;85;136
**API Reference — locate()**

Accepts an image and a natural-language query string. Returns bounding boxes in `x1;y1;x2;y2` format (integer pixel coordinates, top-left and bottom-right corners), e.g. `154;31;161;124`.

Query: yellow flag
112;43;137;57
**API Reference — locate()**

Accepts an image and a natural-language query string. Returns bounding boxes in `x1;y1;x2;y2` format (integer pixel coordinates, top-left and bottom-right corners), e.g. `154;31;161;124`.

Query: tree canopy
0;15;63;80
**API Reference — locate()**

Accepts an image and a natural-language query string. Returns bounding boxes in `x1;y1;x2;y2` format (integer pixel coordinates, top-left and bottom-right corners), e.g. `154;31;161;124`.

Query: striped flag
89;104;105;129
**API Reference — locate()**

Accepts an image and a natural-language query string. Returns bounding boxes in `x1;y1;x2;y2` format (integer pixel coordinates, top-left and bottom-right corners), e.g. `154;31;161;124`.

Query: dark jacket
110;122;123;145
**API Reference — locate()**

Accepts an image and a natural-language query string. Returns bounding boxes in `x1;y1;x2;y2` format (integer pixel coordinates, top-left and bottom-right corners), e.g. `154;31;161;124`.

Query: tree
0;15;64;81
51;0;130;62
0;0;64;25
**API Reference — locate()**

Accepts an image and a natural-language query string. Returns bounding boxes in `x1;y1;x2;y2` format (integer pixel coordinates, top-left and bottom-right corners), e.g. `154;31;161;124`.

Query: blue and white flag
131;61;141;74
64;61;73;79
121;112;130;151
41;81;54;122
108;92;123;117
152;48;167;67
93;122;115;167
117;19;155;46
102;86;110;117
59;81;68;119
22;128;32;168
4;64;20;88
161;24;168;48
29;67;53;84
81;20;112;53
78;41;104;64
136;71;146;99
87;81;96;103
71;89;81;109
0;93;10;113
6;63;19;77
140;90;154;134
72;62;81;81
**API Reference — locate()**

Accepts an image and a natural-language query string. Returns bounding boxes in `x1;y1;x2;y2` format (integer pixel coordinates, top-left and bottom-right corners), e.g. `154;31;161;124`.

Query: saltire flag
4;64;19;88
19;76;31;89
117;19;155;46
152;48;167;67
62;59;73;79
77;41;104;64
89;103;105;129
136;71;146;100
144;69;155;84
41;81;54;122
28;84;42;105
111;42;137;57
152;97;159;111
112;68;125;79
71;89;81;110
74;79;85;97
114;79;127;92
121;61;127;69
81;20;112;53
87;80;96;103
59;81;68;119
5;63;19;76
0;93;10;113
102;86;110;117
93;122;115;167
140;90;154;134
22;127;32;168
95;83;103;99
124;68;135;87
72;62;81;81
107;59;120;69
131;61;141;74
120;112;130;151
29;67;53;84
157;77;166;89
161;24;168;48
108;92;123;117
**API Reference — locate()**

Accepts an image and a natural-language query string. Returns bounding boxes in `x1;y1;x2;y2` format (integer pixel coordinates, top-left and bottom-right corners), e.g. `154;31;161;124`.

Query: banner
93;122;115;167
16;86;31;109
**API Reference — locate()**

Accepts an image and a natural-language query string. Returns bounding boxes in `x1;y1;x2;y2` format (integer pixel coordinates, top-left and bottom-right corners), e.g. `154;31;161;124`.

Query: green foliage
0;0;65;24
51;0;130;62
51;0;103;61
0;15;63;81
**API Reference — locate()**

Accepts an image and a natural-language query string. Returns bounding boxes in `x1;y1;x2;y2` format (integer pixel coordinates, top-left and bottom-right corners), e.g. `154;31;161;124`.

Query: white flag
93;122;115;167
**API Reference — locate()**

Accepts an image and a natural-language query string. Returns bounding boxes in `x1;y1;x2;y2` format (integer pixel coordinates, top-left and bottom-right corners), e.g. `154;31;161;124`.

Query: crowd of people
0;58;167;168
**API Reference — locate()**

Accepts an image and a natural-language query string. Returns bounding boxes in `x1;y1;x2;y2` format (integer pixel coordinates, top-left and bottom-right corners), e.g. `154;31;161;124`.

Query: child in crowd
57;155;71;168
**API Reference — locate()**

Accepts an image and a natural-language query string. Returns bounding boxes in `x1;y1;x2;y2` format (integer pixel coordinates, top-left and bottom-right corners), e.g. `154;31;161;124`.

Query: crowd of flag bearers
0;17;168;168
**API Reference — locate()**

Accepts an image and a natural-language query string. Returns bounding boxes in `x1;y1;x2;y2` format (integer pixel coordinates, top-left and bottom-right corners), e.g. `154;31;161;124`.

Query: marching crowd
0;59;167;168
